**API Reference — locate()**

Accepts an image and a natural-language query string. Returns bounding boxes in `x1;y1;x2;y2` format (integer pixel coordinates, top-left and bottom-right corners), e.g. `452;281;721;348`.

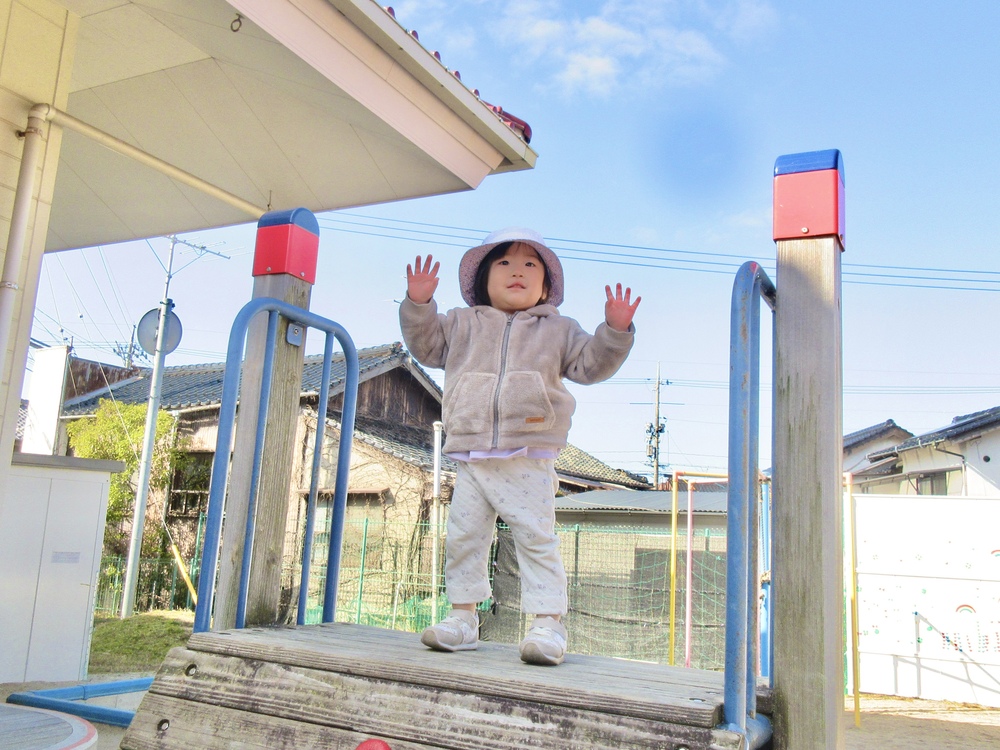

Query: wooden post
214;209;320;630
771;150;845;750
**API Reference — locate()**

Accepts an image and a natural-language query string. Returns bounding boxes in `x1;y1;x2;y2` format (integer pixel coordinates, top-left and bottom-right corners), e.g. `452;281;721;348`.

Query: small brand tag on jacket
525;416;545;424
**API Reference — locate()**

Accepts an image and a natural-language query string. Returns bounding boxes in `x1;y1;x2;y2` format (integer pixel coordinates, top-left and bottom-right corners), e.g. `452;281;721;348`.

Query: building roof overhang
44;0;536;252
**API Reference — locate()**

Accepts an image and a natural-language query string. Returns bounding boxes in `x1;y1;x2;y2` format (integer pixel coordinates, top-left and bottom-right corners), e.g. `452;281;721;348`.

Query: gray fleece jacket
399;297;634;454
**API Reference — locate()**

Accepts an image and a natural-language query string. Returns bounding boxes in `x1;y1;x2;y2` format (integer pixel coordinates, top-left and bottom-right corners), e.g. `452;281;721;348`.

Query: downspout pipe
0;108;46;389
934;445;967;496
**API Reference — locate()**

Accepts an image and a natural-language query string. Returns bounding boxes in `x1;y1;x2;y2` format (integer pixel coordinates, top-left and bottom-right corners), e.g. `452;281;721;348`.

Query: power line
333;211;1000;278
320;212;1000;292
99;246;136;332
82;254;130;344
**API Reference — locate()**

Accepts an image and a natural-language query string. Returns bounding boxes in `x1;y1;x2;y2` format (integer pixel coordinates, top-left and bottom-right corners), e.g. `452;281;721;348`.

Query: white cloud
498;1;754;95
574;16;643;54
642;27;728;87
555;53;622;95
391;0;777;98
709;0;779;42
516;18;569;61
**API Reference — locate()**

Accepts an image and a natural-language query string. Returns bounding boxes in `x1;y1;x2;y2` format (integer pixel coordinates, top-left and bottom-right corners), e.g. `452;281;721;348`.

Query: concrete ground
4;677;1000;749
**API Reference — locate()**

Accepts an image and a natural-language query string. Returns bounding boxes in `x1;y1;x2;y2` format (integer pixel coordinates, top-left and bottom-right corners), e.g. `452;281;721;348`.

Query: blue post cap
257;207;319;236
774;149;844;183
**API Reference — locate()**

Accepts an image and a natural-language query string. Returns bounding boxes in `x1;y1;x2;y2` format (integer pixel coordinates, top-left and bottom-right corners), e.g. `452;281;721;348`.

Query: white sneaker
420;609;479;652
519;616;567;666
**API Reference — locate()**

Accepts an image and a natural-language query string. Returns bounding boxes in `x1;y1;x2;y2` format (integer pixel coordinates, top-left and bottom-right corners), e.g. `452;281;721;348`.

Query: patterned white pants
445;457;568;615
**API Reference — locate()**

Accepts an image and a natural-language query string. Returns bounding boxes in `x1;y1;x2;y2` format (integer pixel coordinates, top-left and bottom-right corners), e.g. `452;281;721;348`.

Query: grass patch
89;610;194;673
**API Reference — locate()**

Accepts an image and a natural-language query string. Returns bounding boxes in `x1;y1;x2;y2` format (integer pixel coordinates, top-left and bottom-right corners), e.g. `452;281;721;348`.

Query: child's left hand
605;283;641;332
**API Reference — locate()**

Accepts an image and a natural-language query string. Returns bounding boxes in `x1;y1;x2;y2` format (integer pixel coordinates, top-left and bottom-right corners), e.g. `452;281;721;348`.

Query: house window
168;452;213;517
916;472;948;496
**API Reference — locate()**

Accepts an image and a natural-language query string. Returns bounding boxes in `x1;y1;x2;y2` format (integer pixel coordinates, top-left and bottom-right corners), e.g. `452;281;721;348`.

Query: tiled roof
555;443;650;489
843;419;912;450
346;415;457;473
379;5;531;144
896;405;1000;451
330;415;648;490
556;489;726;514
62;343;410;416
62;340;644;490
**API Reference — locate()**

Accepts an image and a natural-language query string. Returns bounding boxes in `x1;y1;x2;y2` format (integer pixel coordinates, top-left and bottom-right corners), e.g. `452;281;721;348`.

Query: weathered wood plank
141;648;729;750
183;623;725;726
121;692;431;750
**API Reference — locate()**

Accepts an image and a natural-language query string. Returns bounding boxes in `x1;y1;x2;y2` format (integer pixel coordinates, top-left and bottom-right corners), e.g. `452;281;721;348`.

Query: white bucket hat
458;227;564;307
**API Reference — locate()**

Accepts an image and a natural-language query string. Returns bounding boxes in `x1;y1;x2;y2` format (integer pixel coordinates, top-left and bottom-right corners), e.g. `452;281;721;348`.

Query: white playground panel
851;494;1000;707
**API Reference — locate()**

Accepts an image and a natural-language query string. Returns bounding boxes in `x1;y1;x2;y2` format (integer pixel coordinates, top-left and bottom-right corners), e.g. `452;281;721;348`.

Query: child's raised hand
605;283;641;332
406;254;440;304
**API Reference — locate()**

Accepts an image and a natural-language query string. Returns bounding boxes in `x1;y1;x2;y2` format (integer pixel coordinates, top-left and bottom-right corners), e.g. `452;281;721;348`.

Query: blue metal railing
6;678;153;727
193;297;359;633
723;261;775;749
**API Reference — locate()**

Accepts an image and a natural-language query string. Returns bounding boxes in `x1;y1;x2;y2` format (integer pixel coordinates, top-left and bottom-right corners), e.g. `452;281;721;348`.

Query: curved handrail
193;297;359;633
723;261;775;748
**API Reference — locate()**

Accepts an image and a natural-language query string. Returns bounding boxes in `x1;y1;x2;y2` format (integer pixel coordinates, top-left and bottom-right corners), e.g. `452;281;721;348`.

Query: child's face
486;242;548;313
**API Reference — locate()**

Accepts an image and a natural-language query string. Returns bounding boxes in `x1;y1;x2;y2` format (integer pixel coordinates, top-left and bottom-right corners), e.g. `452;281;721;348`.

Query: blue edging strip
773;148;844;181
6;677;153;728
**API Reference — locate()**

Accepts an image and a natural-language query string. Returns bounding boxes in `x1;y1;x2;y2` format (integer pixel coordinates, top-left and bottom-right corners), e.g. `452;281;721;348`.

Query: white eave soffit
230;0;536;174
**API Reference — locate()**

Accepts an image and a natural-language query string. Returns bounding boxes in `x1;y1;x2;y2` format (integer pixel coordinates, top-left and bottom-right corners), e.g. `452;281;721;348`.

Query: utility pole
121;238;178;618
646;363;667;488
120;236;228;618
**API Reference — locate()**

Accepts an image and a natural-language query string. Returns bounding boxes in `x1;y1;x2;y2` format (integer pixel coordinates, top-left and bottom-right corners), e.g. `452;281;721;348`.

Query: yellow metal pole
845;472;861;727
169;542;197;605
668;470;729;667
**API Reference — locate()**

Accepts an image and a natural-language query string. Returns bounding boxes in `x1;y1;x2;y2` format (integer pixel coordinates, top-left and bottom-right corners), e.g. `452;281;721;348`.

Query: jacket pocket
444;372;497;435
499;371;556;432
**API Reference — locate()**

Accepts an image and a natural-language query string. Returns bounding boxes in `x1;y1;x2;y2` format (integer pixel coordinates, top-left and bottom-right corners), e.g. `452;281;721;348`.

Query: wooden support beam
214;210;320;630
771;150;845;750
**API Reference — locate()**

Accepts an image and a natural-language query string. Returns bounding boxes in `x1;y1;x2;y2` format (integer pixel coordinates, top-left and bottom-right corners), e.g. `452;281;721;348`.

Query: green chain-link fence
100;520;728;668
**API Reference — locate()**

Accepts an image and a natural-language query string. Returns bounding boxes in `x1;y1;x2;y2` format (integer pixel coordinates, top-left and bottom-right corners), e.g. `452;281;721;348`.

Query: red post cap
252;207;320;283
355;740;392;750
772;149;845;248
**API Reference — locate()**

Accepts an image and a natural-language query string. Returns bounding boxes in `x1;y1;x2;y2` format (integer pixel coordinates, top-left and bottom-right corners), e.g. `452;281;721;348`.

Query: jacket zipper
492;313;514;448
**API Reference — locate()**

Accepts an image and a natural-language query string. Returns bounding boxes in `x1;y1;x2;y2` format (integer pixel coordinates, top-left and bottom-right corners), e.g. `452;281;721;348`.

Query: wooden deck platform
122;623;769;750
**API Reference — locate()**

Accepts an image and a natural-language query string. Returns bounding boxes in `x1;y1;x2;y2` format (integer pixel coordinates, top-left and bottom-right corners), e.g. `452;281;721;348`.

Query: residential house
842;419;913;474
58;342;649;614
857;406;1000;496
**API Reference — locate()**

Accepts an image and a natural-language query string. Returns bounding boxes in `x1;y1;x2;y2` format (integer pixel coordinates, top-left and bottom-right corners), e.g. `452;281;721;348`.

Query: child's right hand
406;254;440;304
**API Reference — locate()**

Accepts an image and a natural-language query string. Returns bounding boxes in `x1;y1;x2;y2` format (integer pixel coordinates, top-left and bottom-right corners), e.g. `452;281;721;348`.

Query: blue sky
31;1;1000;477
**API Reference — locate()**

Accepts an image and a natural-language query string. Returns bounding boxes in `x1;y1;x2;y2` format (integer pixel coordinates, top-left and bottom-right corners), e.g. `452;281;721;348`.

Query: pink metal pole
685;482;695;668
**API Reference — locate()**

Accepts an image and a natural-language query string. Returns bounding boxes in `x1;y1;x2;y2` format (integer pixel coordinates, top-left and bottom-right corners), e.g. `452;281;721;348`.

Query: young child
399;227;640;665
